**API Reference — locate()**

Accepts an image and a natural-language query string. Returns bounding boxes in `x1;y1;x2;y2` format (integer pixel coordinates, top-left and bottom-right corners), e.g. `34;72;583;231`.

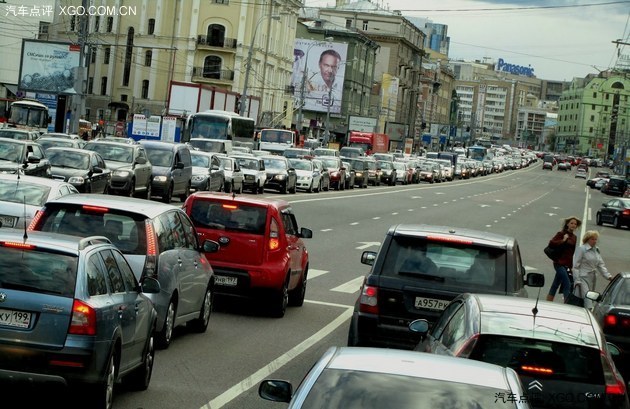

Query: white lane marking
486;224;492;227
356;241;380;250
202;308;353;409
392;212;399;215
408;209;414;212
308;269;328;279
480;204;490;208
411;196;422;199
372;216;381;220
321;228;332;232
350;222;359;226
332;276;365;293
545;213;557;217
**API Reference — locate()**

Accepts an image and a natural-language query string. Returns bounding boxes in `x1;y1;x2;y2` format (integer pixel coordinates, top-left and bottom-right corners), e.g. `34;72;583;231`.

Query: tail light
605;314;618;328
521;365;554;375
268;218;280;251
601;351;626;396
68;299;97;335
455;334;479;358
27;209;44;231
358;284;378;314
622;209;630;216
143;220;158;278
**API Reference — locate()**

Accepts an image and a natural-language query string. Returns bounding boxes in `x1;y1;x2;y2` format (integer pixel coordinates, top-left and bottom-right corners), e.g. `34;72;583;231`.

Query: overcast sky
304;0;630;81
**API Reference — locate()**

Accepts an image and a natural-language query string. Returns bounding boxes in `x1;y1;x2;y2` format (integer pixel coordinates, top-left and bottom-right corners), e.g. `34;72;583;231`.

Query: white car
288;158;322;192
575;168;588;179
218;156;244;193
232;154;266;194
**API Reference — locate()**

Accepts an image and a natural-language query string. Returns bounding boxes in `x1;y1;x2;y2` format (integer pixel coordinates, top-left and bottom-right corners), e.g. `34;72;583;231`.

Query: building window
203;56;222;79
207;24;226;47
104;47;110;64
106;17;113;32
85;108;91;120
38;22;49;37
145;50;152;67
123;27;134;86
121;94;128;102
589;127;593;133
70;16;76;31
590;115;594;121
87;77;93;94
141;80;149;99
346;19;352;28
212;0;229;4
148;18;155;35
94;16;100;32
100;77;107;95
363;20;368;30
593;92;597;98
97;109;104;120
90;47;96;64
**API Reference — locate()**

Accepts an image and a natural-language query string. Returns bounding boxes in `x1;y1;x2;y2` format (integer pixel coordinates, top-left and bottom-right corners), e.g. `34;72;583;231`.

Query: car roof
0;229;99;255
43;193;179;217
389;224;513;247
188;191;289;209
470;294;601;347
0;173;74;188
47;147;93;154
326;347;512;390
86;140;137;148
139;140;184;150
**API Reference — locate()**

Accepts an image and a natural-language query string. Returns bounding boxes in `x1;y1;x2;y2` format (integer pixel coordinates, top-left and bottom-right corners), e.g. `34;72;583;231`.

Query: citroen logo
528;380;543;391
0;292;7;303
218;236;230;245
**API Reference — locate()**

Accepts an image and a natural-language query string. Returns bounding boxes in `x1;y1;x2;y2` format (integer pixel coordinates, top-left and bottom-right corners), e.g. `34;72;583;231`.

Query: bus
7;99;49;134
184;109;256;147
466;145;493;161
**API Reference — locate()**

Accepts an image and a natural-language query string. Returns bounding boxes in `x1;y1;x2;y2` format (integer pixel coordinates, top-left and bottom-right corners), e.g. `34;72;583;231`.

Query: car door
176;211;210;313
232;161;244;191
419;300;465;354
279;208;304;288
603;200;618;223
135;147;152;189
172;150;184;194
93;153;110;193
209;155;223;191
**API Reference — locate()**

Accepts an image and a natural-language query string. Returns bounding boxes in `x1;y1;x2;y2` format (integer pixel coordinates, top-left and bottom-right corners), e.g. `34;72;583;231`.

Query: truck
347;131;389;155
167;81;260;124
258;128;296;155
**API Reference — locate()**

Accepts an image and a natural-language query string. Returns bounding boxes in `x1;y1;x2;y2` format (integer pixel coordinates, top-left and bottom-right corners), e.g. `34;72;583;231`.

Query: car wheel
188;286;212;333
280;182;288;194
179;183;190;201
89;351;116;409
307;182;313;193
205;180;211;192
270;277;289;318
258;184;264;194
145;181;152;200
124;333;155;391
614;215;621;229
224;181;232;193
596;212;603;225
156;299;176;349
161;184;173;203
289;268;307;307
290;182;297;194
128;179;135;197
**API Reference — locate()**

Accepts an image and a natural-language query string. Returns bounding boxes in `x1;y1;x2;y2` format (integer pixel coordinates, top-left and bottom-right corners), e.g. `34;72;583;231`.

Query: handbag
543;244;560;261
565;282;585;307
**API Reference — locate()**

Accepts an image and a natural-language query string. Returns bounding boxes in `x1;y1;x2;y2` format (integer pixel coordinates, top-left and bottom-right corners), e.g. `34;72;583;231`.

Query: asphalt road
34;162;630;409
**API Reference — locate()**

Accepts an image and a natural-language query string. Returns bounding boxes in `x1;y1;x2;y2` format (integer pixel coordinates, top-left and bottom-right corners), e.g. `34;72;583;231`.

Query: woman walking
573;230;612;309
546;216;581;302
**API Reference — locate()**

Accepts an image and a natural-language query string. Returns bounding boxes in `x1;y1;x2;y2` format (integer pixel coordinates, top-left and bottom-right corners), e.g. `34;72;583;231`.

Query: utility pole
71;0;89;134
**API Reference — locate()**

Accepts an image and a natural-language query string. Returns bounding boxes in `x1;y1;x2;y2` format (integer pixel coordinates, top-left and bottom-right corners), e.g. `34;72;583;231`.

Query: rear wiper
398;271;445;282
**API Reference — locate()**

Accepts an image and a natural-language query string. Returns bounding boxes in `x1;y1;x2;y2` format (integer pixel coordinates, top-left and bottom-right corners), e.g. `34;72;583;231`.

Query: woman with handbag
546;216;581;302
573;230;612;309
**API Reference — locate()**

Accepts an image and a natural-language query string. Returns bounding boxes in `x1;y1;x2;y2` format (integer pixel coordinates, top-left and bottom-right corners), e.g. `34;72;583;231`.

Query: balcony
196;36;237;52
192;67;235;85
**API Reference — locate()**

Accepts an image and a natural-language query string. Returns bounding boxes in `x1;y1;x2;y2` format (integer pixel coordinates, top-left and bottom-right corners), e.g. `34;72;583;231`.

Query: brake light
81;205;109;213
358;285;378;314
27;209;44;231
605;314;618;327
144;220;157;278
455;334;479;358
269;218;280;251
623;209;630;216
426;235;473;245
1;241;35;250
222;204;237;210
521;365;554;375
601;351;626;396
68;299;96;335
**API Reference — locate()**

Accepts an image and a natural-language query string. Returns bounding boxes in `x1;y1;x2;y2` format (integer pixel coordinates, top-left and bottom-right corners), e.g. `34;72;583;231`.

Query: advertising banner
348;116;377;132
291;39;348;114
18;40;81;94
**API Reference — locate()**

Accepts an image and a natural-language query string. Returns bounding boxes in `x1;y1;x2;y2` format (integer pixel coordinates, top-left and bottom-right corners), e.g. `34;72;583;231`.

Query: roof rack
78;236;112;250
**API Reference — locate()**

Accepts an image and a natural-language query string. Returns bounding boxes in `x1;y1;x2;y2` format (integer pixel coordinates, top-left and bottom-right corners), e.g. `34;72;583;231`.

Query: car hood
50;166;89;178
0;160;20;170
294;169;313;177
104;160;132;171
266;167;288;175
192;166;210;176
240;168;258;176
152;166;171;176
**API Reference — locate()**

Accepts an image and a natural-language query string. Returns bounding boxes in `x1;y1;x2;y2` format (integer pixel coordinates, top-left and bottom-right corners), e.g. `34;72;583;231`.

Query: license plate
215;275;237;286
414;297;449;311
0;215;16;228
0;308;32;328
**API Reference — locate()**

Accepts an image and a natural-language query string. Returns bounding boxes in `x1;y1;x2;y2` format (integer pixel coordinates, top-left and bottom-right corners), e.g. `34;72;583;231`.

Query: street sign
115;122;124;135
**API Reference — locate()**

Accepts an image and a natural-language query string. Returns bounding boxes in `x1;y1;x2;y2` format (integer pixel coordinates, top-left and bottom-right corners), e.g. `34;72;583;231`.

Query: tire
596;212;603;225
188;286;212;333
128;179;135;197
124;334;155;391
614;215;621;229
162;184;173;203
156;299;176;349
270;277;289;318
280;182;288;194
258;184;264;194
289;268;307;307
307;182;312;193
88;351;116;409
144;181;152;200
224;181;232;193
179;183;190;202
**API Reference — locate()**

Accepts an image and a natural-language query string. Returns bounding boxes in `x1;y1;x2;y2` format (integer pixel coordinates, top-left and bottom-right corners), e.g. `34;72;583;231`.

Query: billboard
291;39;348;114
18;40;81;94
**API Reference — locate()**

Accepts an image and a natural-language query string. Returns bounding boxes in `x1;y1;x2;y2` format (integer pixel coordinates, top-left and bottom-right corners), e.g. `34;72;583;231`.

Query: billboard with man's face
291;39;348;115
18;40;81;94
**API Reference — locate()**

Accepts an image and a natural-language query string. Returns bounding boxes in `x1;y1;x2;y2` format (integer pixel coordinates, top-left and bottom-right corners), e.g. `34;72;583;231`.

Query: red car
183;192;313;317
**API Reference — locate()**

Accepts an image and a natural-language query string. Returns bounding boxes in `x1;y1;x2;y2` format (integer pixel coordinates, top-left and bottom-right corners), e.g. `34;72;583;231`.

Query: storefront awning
3;84;18;96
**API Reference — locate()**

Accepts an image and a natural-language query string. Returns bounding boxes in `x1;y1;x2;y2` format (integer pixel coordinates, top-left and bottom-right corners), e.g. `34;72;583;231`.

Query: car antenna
23;194;29;242
232;191;236;200
532;286;541;318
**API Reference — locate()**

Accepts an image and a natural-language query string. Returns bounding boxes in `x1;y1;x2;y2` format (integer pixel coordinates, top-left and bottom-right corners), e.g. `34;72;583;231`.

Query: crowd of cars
1;131;629;409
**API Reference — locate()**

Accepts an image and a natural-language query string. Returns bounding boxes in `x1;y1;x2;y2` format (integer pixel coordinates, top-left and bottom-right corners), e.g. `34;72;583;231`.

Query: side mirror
607;342;621;357
140;276;161;294
135;157;147;165
27;156;41;164
92;166;104;174
602;203;608;208
202;239;220;253
525;272;545;287
175;161;185;169
585;290;601;302
361;251;377;266
259;379;292;403
408;319;430;335
299;227;313;239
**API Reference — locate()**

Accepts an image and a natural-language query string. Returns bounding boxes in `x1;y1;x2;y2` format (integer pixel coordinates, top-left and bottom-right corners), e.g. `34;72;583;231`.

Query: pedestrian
545;216;581;302
573;230;612;309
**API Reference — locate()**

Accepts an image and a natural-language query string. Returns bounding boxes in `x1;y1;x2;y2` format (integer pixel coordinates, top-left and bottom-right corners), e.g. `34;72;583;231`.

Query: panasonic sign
496;58;535;77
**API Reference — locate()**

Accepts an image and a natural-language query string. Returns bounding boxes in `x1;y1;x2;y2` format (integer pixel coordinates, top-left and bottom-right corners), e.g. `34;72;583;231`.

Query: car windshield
0;142;24;162
378;161;393;170
0;179;50;206
320;158;340;168
146;149;173;167
85;143;133;163
0;246;78;298
299;369;519;409
381;235;506;291
191;153;210;167
39;139;75;150
48;150;90;170
289;159;312;171
189;200;267;234
263;158;288;170
0;131;28;140
235;157;259;170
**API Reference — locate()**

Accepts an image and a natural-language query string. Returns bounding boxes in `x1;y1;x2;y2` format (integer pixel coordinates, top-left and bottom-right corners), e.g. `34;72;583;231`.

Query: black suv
347;224;543;350
602;177;628;197
139;140;193;203
0;138;50;177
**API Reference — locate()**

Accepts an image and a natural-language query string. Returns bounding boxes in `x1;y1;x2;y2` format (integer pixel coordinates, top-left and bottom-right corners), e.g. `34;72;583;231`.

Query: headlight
154;176;167;182
298;176;310;181
356;172;363;177
274;174;287;181
69;176;85;184
113;170;131;177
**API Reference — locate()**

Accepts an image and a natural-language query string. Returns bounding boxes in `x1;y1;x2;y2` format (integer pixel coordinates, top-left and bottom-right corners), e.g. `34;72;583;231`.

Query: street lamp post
239;14;281;118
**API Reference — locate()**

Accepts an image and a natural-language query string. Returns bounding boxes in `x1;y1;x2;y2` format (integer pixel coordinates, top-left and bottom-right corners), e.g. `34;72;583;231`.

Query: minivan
139;140;193;203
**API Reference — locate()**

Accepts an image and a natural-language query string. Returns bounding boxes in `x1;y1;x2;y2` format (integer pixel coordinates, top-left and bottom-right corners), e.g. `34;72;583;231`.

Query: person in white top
572;230;613;309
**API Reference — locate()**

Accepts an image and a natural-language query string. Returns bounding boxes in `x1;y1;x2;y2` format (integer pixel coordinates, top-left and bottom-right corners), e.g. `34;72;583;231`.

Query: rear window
34;204;147;255
189;199;267;235
469;335;604;384
0;244;78;297
380;235;506;292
